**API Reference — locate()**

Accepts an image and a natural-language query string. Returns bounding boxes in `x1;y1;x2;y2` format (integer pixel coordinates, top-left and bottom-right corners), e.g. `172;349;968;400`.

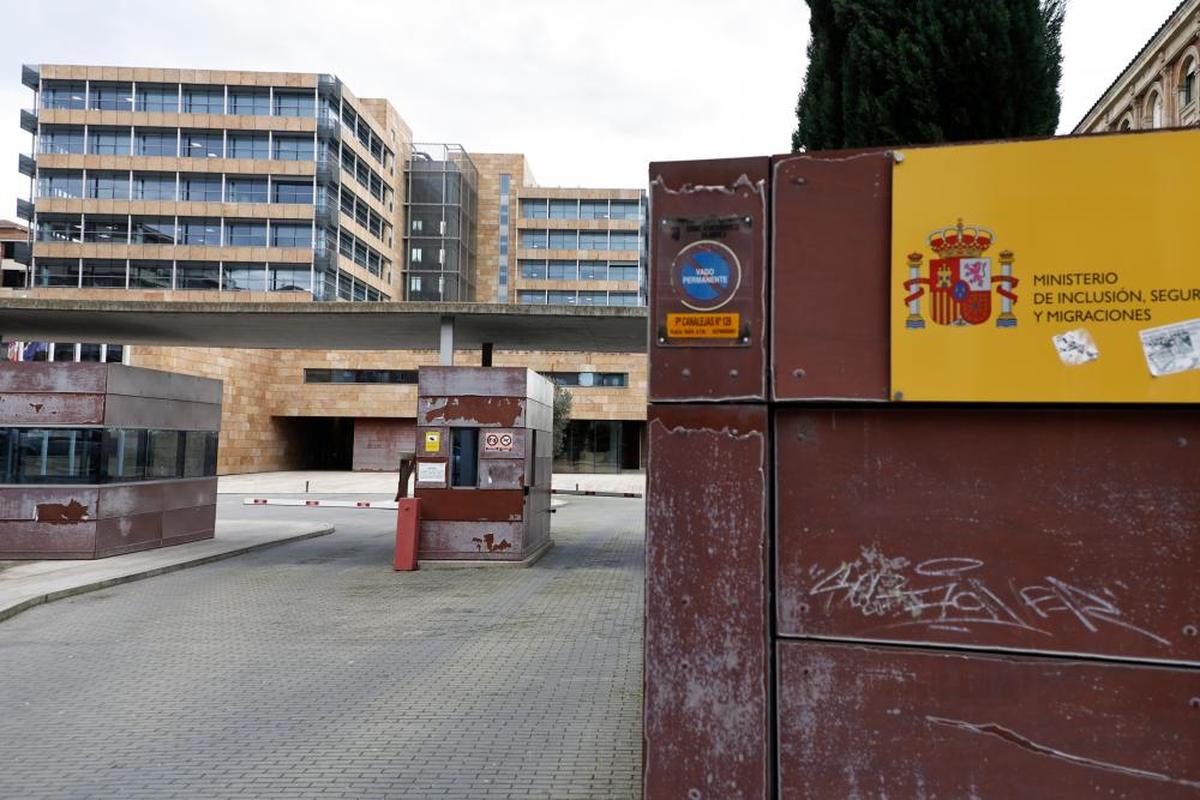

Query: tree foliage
552;385;572;458
792;0;1065;151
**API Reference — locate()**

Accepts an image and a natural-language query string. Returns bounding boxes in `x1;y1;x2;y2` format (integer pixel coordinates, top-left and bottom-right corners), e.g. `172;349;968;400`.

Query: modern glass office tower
16;65;410;301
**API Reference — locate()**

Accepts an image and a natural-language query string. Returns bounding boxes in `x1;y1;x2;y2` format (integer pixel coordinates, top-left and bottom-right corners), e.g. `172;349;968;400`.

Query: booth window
451;428;479;487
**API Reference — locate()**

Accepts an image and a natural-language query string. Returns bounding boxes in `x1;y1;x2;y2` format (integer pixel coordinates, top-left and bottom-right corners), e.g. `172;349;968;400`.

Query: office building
9;64;647;474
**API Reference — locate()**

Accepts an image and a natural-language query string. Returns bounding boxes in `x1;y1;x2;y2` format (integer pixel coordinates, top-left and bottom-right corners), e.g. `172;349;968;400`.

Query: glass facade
0;427;217;484
403;144;478;301
554;421;643;474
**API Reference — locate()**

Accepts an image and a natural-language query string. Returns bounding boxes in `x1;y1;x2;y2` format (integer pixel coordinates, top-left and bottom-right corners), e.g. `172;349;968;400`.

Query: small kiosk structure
413;366;554;564
0;362;221;559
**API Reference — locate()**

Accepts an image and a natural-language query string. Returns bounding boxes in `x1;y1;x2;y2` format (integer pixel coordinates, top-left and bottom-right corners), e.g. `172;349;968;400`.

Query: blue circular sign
672;241;741;311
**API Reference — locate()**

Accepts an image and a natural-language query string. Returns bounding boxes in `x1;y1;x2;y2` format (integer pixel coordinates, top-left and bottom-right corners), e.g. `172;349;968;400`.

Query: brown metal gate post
648;131;1200;799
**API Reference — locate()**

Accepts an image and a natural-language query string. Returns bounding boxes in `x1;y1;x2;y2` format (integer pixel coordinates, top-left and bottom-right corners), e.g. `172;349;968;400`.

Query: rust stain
422;396;523;427
471;533;512;553
29;402;43;413
35;500;90;524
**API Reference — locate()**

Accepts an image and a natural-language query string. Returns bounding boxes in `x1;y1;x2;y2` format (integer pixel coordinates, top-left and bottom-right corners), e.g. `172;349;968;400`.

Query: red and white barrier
243;498;399;509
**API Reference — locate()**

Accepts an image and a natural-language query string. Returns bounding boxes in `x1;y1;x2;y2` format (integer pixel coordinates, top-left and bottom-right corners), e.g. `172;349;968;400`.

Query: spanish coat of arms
902;220;1018;329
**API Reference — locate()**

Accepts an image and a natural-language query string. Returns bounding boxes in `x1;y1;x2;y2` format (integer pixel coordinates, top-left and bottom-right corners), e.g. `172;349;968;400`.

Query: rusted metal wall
646;151;1200;798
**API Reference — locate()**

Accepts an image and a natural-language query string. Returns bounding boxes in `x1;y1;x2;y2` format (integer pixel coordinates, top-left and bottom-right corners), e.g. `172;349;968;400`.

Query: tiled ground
0;496;644;799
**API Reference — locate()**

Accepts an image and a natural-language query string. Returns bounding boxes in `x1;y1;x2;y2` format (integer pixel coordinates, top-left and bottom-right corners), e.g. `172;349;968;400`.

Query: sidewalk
0;519;333;623
218;470;646;496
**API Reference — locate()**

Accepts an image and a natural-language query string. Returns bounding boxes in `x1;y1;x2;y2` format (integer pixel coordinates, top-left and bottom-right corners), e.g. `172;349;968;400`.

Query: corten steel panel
0;391;105;425
0;521;97;559
418;396;525;428
649;157;770;403
0;486;99;522
775;408;1200;665
97;478;217;518
771;152;892;401
103;395;221;430
353;418;417;472
104;363;223;405
95;511;163;556
777;642;1200;798
644;404;771;800
417;366;529;398
418;521;527;561
0;362;107;393
161;503;217;544
415;488;525;522
477;459;526;490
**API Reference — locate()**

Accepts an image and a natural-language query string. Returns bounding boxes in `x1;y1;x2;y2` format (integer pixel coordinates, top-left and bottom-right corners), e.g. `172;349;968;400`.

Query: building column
439;315;455;365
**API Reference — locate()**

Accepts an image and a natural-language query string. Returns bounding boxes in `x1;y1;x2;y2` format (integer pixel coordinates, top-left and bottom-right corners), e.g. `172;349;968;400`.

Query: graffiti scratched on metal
644;407;770;800
774;408;1200;667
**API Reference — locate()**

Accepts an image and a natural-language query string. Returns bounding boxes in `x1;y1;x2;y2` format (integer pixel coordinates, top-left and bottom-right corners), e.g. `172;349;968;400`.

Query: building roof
1073;0;1197;132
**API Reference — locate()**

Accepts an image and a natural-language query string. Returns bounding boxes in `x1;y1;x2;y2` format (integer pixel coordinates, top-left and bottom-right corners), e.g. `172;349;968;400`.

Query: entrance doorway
278;417;354;470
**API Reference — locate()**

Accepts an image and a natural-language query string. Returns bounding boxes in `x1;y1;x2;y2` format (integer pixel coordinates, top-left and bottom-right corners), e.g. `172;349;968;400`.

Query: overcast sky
0;0;1183;211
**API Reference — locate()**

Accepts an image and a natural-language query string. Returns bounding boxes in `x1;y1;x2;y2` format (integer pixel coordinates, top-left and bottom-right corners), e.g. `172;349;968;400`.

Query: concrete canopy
0;299;649;352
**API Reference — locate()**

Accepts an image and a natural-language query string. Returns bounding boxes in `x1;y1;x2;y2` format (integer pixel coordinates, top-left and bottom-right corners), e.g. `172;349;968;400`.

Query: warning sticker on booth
667;312;741;339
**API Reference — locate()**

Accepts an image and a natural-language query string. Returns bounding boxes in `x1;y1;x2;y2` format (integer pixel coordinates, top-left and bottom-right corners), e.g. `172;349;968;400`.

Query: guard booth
645;130;1200;798
413;366;554;564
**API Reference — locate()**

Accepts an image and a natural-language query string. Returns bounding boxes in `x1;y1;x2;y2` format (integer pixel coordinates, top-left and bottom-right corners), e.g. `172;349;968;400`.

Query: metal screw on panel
729;369;739;378
893;391;904;401
894;151;905;163
681;368;691;378
1184;624;1198;637
792;177;807;186
793;368;806;379
1191;697;1200;709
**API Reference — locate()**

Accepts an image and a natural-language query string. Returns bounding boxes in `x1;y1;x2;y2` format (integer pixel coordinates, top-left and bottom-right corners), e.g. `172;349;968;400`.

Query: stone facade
1074;0;1200;133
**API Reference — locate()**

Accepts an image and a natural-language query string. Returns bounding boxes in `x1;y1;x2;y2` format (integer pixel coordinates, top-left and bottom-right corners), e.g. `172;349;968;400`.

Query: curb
0;525;334;625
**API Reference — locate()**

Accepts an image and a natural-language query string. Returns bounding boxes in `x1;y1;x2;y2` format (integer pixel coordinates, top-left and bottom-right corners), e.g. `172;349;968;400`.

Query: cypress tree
792;0;1065;151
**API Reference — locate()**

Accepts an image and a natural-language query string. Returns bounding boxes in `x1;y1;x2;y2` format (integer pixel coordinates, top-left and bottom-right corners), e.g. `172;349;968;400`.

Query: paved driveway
0;496;644;799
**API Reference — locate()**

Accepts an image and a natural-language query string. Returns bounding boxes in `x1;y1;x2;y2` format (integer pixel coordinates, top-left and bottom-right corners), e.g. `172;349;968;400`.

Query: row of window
37;215;313;248
519;229;641;251
0;427;217;485
336;229;391;277
32;258;314;292
39;125;317;161
41;80;317;117
543;372;629;388
303;369;417;384
9;342;125;363
338;145;390;204
518;290;642;306
339;185;390;244
334;101;391;171
519;259;640;282
38;170;316;204
520;198;642;221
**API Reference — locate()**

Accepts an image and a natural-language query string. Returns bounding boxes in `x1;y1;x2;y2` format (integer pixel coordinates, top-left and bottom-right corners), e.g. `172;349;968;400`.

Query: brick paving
0;496;644;799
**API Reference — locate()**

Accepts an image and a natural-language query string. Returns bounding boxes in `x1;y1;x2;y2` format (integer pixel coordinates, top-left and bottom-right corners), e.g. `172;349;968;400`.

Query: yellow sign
891;130;1200;402
423;431;441;452
667;312;740;339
